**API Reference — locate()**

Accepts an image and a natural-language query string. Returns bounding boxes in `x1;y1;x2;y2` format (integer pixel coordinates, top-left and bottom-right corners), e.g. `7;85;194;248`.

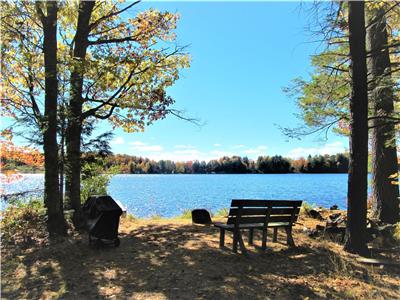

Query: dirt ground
2;215;400;300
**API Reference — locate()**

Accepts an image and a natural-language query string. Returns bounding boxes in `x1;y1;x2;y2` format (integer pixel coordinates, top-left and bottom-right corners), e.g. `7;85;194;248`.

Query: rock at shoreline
308;209;325;221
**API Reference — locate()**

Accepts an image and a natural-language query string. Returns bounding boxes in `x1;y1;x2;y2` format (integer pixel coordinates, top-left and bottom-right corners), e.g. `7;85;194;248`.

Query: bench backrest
226;199;302;226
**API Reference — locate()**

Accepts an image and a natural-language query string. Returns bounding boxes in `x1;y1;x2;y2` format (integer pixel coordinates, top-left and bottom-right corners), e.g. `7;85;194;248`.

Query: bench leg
219;229;225;248
232;229;247;254
233;230;238;253
237;231;247;254
261;228;268;251
285;227;295;247
248;228;254;245
273;228;278;242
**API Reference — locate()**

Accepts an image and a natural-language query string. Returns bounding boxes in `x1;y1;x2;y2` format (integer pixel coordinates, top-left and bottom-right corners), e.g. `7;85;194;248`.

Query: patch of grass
328;253;350;276
150;214;163;220
300;201;317;215
213;208;229;218
123;213;136;222
393;222;400;241
176;209;192;219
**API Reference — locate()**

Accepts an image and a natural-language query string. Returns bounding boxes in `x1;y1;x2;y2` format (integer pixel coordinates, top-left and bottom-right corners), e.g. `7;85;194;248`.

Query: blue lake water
2;173;350;217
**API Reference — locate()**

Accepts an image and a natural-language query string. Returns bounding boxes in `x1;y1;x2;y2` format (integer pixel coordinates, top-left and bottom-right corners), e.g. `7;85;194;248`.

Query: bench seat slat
214;222;291;230
227;215;295;224
229;207;300;216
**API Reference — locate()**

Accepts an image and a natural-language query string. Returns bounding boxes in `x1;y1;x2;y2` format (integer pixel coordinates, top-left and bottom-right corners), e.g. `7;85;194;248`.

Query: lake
2;173;350;217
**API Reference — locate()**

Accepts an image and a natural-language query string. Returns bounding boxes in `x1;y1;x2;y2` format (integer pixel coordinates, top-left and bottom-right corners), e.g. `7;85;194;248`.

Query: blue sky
106;1;348;161
4;1;348;161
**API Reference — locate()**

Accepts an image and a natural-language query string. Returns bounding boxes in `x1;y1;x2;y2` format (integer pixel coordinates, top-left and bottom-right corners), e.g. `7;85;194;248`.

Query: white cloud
232;144;245;149
129;141;146;146
145;150;205;161
243;145;268;156
110;137;125;145
213;143;221;147
144;149;237;162
139;145;163;152
174;144;196;149
174;149;201;155
130;141;163;152
209;150;235;158
287;141;347;159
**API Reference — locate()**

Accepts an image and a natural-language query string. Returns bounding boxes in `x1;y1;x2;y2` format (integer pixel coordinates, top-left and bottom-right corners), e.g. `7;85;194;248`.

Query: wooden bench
213;199;302;253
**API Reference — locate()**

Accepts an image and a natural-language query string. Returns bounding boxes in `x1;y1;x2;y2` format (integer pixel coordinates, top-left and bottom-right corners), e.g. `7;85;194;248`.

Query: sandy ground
2;215;400;300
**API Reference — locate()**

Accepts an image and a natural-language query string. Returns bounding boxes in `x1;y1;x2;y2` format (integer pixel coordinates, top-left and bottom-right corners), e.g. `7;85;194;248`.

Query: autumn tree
0;137;44;186
1;1;190;228
58;1;190;227
1;1;67;235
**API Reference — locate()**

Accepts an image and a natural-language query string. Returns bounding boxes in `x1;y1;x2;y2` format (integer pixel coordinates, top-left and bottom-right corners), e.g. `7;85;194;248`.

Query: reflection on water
3;173;351;217
108;174;350;217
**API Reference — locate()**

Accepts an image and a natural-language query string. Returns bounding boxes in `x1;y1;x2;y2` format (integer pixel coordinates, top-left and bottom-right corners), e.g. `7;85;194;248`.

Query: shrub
80;161;119;203
123;213;136;222
300;201;317;215
213;207;229;218
393;222;400;241
177;209;192;219
1;198;47;246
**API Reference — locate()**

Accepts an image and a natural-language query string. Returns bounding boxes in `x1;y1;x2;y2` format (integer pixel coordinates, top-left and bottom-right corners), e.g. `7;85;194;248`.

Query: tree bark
344;1;369;255
59;103;66;209
65;0;95;228
366;8;400;224
37;1;67;235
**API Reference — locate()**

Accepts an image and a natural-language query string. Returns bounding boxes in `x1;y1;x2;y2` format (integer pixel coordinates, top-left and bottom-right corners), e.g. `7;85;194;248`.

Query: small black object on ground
82;195;123;249
191;209;212;225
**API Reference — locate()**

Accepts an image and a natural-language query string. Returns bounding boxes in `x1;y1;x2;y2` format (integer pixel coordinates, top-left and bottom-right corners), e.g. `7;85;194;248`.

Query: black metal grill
82;195;123;248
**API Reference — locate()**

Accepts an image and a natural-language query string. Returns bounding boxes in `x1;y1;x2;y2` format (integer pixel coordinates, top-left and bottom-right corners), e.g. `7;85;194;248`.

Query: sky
4;1;349;161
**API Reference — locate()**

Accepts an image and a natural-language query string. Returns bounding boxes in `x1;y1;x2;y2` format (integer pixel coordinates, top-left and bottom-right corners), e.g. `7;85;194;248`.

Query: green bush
1;198;47;245
80;161;119;203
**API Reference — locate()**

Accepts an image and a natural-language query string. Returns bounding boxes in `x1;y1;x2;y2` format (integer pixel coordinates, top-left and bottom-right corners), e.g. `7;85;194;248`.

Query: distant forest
98;153;350;174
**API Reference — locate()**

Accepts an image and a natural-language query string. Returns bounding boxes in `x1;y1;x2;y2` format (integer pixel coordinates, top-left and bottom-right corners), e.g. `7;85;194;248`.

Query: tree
0;138;44;186
1;1;190;229
35;1;67;235
61;1;190;227
366;6;399;224
35;1;68;234
1;1;66;235
64;0;96;227
344;1;368;255
283;2;400;224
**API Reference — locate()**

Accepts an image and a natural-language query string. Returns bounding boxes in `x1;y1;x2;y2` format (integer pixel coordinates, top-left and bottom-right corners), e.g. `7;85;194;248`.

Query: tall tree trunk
366;8;400;224
65;0;95;228
59;103;66;209
37;1;66;235
344;1;369;255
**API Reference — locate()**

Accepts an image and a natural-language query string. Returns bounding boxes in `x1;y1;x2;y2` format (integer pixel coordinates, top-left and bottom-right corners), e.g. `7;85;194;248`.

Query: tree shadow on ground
2;222;400;299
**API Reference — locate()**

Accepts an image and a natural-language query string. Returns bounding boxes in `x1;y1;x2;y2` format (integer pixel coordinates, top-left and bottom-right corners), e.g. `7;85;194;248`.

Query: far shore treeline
3;152;350;175
92;152;350;174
